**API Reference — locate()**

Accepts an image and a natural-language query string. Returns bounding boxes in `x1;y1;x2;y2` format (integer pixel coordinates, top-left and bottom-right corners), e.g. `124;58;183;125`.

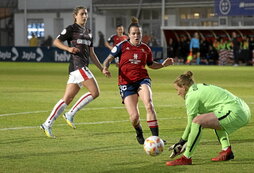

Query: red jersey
111;40;153;85
107;34;128;46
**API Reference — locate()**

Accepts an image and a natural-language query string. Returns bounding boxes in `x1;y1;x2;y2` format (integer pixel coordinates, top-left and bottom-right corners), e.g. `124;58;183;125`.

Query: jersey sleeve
89;32;94;47
107;35;114;43
146;46;153;66
185;93;200;118
57;25;72;42
181;92;200;140
110;42;122;57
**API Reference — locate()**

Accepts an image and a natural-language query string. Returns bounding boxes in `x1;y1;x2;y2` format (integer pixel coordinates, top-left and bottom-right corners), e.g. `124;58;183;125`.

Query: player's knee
130;114;139;124
91;90;100;99
144;102;154;113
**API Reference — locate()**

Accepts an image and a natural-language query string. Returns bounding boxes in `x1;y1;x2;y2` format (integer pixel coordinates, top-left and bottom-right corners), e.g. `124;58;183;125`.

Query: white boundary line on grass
0;104;183;131
0;104;177;117
0;117;186;131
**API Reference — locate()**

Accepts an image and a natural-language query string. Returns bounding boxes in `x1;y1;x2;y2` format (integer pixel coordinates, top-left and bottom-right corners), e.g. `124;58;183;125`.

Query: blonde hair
73;6;87;23
174;71;194;88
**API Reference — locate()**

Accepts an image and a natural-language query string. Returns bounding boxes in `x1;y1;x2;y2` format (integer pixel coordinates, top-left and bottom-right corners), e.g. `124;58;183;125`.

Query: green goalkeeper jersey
181;83;239;140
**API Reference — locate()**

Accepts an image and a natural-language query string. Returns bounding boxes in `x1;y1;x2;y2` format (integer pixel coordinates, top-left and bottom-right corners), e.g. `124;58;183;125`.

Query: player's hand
168;138;187;158
162;58;174;67
102;68;111;78
68;47;80;54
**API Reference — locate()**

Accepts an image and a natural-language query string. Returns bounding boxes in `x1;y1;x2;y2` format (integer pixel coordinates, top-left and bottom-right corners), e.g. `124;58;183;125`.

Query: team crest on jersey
129;53;141;64
112;46;117;53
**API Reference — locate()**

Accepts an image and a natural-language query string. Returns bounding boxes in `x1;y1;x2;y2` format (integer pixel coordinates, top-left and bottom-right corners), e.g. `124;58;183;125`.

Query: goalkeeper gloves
168;138;187;158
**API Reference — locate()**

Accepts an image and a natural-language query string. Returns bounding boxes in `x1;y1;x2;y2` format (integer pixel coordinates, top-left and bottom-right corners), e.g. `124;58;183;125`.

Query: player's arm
105;36;114;50
53;39;80;54
89;47;103;72
102;54;114;78
105;41;113;50
168;115;193;158
148;58;174;69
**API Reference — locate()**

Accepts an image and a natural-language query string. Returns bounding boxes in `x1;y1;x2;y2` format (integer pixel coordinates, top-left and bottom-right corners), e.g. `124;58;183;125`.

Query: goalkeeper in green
166;71;251;166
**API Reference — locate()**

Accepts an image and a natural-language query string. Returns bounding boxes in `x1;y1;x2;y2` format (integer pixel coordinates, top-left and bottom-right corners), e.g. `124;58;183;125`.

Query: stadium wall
0;47;163;63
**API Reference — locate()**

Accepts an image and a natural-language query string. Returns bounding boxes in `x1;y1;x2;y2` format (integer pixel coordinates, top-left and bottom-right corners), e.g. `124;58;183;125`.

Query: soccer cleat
166;155;192;166
136;134;145;145
63;113;76;129
211;146;234;161
40;124;55;138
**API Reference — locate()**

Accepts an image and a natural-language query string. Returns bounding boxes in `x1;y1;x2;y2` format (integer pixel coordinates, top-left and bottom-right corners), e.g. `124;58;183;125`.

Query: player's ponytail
174;71;194;88
128;16;141;33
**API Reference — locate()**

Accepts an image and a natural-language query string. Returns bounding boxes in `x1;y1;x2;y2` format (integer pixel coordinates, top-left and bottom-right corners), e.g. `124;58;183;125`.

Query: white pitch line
0;104;177;117
0;117;186;131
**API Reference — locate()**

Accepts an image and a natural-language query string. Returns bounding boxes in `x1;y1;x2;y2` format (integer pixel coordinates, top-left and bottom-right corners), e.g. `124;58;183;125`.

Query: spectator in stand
241;36;249;65
29;33;39;47
207;45;219;65
98;31;105;47
199;37;210;65
167;38;177;62
249;37;254;65
41;35;53;47
231;32;241;66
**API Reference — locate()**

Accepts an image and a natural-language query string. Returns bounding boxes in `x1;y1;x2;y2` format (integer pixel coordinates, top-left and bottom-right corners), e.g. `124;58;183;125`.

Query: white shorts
67;67;95;88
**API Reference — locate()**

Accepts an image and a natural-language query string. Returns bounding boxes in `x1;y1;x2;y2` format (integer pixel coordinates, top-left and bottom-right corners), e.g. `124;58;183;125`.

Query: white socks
65;92;93;118
44;93;93;127
44;99;67;127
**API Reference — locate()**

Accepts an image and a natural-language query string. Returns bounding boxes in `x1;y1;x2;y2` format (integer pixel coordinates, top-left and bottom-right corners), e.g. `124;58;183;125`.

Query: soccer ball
144;136;164;156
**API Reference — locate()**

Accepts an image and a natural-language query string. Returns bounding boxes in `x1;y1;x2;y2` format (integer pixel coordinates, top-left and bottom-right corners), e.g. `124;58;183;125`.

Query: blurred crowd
167;34;254;66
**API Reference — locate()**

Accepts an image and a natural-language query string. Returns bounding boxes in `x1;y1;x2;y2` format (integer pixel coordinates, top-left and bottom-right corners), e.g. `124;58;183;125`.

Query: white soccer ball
144;136;164;156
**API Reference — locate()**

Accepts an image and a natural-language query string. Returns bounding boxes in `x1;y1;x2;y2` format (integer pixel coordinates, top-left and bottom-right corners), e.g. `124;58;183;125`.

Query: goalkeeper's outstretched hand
168;138;187;158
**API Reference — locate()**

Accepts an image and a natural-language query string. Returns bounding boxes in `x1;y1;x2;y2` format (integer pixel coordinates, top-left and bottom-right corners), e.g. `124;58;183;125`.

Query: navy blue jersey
57;23;93;73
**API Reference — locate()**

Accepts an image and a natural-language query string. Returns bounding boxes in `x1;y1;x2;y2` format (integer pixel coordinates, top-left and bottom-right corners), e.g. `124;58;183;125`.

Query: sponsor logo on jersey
77;39;91;46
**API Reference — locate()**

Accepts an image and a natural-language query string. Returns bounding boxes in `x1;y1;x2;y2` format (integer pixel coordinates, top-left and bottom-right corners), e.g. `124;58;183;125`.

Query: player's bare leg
63;78;99;128
124;94;145;144
138;84;159;136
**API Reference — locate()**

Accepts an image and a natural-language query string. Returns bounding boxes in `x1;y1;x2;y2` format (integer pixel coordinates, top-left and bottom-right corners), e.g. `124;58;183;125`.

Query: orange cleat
211;146;234;161
166;155;192;166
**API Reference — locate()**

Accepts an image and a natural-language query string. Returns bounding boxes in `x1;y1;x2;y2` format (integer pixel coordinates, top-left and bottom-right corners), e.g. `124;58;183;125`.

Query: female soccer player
40;6;109;138
105;24;128;66
102;17;174;144
105;24;128;50
166;71;251;166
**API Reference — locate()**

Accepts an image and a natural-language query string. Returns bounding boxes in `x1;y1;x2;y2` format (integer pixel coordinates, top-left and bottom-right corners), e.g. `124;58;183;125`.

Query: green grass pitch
0;62;253;173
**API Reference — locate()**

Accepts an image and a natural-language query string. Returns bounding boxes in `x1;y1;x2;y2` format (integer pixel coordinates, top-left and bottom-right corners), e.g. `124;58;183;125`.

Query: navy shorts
119;78;151;103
